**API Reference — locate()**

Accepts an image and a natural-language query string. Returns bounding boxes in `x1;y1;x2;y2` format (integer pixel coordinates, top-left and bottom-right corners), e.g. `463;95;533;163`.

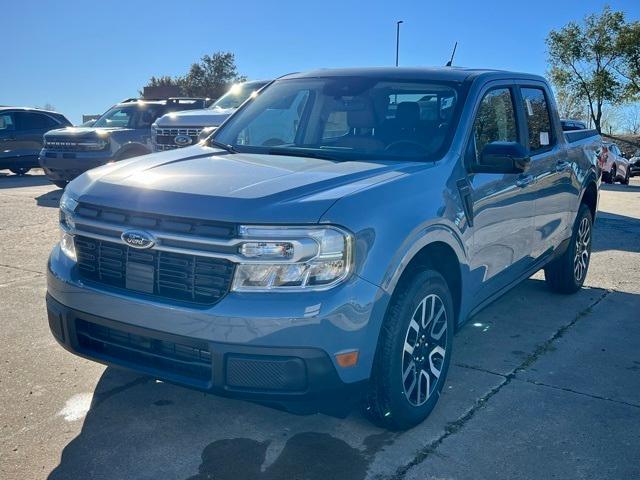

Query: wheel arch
579;176;598;220
384;228;465;327
116;143;150;160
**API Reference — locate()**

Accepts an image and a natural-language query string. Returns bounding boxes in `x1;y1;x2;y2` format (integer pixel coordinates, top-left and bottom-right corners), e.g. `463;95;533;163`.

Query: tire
117;148;148;161
10;167;30;176
544;204;593;294
52;180;67;189
606;165;616;184
621;168;630;185
362;269;454;430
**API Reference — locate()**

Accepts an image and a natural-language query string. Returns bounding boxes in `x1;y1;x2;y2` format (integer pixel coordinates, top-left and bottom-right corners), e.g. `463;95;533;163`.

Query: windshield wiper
208;139;237;153
267;147;341;161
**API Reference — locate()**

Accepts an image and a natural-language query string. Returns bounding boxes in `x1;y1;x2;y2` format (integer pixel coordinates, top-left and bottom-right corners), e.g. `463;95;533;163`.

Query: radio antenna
446;42;458;67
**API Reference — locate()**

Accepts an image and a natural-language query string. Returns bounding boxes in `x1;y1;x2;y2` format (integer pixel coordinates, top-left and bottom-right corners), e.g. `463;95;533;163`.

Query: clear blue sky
2;0;638;124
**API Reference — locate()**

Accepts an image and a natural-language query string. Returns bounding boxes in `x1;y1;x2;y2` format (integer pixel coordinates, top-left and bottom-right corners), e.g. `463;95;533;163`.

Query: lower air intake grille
74;236;234;305
76;319;212;382
226;356;307;391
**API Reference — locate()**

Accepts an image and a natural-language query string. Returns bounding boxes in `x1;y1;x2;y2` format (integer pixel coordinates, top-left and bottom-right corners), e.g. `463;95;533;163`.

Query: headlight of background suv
232;225;353;291
59;190;78;262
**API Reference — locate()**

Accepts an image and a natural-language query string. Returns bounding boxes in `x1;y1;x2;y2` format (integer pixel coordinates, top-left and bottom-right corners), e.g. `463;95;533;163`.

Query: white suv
151;80;270;151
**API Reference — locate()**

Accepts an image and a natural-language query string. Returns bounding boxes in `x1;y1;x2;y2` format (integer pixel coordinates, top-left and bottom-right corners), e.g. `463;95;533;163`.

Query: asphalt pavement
1;171;638;480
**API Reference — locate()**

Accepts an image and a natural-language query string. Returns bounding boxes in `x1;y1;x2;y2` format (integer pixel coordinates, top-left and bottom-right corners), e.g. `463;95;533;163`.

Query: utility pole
395;21;404;67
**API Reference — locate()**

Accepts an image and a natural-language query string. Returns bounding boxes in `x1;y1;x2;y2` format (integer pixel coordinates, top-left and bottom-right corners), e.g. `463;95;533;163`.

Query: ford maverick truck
47;68;601;429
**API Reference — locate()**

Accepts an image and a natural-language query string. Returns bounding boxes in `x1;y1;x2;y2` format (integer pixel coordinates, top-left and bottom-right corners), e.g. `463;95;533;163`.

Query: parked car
39;98;209;188
561;119;587;131
152;80;270;151
0;107;71;175
47;67;601;430
628;154;640;177
601;142;630;185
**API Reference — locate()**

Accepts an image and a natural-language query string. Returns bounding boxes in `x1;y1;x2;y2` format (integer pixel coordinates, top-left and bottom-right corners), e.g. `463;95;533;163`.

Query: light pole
395;20;404;67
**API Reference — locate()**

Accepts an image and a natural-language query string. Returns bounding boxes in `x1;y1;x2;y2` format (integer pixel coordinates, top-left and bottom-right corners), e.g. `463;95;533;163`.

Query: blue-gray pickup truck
46;67;601;429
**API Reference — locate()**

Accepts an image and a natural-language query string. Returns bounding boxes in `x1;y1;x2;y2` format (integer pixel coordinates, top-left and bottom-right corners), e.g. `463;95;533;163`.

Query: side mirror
470;142;530;174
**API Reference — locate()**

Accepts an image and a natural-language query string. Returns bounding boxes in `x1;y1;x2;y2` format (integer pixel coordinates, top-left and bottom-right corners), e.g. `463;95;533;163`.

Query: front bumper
39;151;114;182
47;294;365;414
47;245;389;412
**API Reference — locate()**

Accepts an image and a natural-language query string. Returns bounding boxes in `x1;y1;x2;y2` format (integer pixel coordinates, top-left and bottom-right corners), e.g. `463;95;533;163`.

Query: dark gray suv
39;98;209;187
0;107;71;176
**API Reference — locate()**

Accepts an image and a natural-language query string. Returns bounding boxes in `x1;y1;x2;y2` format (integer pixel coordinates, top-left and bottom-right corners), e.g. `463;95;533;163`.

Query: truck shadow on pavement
600;183;640;192
35;189;63;208
593;212;640;253
47;367;393;480
46;278;622;480
0;171;52;189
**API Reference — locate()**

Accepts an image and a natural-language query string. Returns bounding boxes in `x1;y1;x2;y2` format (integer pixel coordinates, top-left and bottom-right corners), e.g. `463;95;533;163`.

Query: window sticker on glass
540;131;550;146
525;98;534;116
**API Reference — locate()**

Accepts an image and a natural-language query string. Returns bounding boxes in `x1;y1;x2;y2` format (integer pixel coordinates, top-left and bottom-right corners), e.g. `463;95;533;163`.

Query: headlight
198;126;217;142
59;190;78;261
232;226;353;291
77;139;109;151
60;231;77;262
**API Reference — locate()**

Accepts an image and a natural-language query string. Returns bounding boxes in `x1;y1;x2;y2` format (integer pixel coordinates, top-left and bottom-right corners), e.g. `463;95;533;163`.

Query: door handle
516;175;535;188
555;160;571;172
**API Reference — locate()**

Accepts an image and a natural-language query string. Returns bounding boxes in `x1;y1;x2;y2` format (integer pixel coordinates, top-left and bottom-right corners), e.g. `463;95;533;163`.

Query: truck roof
0;106;63;115
282;66;547;84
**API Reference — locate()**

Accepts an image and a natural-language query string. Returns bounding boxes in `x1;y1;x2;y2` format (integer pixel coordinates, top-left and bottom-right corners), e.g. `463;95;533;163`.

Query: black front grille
153;127;202;150
44;139;83;152
74;236;235;305
76;203;236;239
76;319;212;382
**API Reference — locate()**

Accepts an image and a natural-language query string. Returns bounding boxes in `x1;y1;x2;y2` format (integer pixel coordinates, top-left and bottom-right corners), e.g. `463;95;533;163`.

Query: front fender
380;223;468;294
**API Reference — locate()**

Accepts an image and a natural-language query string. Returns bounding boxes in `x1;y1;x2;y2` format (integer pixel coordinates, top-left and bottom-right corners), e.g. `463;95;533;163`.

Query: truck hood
154;107;235;128
68;144;416;224
44;126;130;139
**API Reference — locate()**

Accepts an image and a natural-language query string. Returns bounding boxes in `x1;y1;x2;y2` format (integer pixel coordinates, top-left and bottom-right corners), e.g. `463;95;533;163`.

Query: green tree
140;52;245;100
181;52;246;99
546;6;627;133
615;21;640;99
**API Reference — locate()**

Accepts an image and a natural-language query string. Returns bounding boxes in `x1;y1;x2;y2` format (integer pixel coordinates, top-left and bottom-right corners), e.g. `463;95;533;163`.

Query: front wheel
544;204;593;294
10;167;30;176
605;165;616;184
622;168;630;185
363;270;454;430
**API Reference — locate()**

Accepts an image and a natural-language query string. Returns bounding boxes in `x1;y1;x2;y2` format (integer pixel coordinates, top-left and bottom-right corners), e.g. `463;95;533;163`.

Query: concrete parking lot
1;171;639;480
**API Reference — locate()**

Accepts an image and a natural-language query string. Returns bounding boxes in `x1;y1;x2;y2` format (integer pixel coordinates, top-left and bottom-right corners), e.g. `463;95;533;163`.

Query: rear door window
15;112;59;130
472;87;518;157
0;112;15;131
521;87;554;153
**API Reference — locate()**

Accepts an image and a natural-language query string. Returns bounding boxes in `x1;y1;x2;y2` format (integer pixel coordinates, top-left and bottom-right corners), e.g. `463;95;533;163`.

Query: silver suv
151;80;270;151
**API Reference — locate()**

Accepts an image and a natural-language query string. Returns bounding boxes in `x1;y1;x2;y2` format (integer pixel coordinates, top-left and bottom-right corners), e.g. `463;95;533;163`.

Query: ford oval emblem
174;134;193;146
121;230;155;249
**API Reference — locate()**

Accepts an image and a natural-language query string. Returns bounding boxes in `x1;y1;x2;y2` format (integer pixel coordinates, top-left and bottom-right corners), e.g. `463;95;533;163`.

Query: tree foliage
141;52;245;99
546;6;629;133
616;21;640;99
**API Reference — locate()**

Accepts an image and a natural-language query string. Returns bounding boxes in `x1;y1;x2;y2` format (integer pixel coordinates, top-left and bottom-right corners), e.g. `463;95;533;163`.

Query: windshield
93;104;160;128
210;82;268;110
213;77;465;161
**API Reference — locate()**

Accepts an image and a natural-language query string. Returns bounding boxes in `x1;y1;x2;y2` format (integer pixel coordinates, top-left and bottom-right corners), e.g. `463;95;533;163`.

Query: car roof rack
119;97;210;104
